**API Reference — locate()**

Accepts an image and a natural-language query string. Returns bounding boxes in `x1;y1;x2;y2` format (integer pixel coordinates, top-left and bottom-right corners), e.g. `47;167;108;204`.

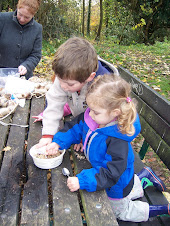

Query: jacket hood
84;108;141;142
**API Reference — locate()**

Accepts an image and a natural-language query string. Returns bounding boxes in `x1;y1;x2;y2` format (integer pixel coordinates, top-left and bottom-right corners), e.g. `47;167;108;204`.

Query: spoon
62;168;70;177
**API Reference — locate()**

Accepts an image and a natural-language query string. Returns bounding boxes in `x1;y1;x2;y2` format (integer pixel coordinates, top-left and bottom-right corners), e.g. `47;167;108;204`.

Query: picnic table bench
0;58;169;226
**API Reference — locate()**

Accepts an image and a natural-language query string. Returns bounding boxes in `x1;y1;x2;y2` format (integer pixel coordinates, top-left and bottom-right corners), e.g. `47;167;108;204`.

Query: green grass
42;38;67;56
92;39;170;100
41;38;170;100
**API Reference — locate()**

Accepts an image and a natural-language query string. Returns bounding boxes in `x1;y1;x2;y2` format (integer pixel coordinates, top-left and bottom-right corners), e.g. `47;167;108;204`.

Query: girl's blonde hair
17;0;41;15
86;74;137;136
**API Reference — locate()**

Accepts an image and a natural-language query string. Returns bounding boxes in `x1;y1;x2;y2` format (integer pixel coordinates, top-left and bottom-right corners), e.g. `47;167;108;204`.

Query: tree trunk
87;0;91;37
82;0;85;36
143;0;163;44
95;0;103;40
104;1;109;37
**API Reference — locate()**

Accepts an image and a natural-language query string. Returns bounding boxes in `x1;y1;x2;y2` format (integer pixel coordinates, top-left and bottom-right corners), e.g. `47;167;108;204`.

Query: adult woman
0;0;42;79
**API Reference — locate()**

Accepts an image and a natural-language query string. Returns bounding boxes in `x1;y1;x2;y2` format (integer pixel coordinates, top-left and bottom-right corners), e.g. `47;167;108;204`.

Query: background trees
1;0;169;44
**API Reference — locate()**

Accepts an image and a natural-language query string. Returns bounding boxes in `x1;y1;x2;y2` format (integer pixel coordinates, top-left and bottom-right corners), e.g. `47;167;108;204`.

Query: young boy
36;37;111;148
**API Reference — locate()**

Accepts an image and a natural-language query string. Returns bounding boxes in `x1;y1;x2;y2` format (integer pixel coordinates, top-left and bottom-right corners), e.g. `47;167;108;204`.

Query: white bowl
29;145;66;169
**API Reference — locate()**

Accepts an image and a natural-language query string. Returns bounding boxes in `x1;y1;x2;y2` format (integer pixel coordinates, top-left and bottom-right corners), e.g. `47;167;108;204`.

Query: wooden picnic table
0;96;118;226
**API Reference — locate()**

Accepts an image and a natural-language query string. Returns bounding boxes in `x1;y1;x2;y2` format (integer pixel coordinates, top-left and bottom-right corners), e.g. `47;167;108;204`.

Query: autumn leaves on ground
34;39;170;200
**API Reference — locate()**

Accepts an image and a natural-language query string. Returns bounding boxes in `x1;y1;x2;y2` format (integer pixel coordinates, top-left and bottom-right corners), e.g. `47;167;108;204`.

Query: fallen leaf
163;192;170;202
148;157;156;162
3;146;11;152
152;85;161;91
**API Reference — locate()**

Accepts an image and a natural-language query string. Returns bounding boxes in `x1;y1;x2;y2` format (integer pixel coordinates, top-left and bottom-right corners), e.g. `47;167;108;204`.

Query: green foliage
103;0;144;45
103;0;170;44
92;38;170;100
117;0;170;44
42;38;67;56
1;0;169;45
37;0;81;39
0;0;17;11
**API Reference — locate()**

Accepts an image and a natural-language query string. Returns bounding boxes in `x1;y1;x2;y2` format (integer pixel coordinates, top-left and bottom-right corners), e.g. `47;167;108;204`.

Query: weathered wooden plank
139;116;170;169
21;97;50;225
0;100;30;225
118;66;170;124
0;116;12;167
131;92;170;146
52;150;83;226
72;149;119;226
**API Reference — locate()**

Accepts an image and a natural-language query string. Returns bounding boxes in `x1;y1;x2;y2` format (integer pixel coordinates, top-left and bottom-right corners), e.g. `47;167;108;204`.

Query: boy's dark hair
52;37;98;83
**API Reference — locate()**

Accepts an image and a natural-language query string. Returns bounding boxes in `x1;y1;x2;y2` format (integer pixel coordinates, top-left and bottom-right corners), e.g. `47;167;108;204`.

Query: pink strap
83;130;92;150
126;97;132;103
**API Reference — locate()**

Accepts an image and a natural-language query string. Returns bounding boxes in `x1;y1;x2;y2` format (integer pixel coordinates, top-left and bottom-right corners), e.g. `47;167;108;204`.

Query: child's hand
36;137;52;148
32;112;43;123
67;177;80;192
74;143;83;152
46;142;60;155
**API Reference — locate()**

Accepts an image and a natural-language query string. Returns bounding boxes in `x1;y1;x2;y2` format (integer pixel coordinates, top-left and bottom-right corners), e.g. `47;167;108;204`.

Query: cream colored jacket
42;77;88;135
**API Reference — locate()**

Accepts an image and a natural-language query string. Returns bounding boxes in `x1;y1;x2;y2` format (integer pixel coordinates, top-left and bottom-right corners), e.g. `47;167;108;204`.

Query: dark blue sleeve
76;137;129;192
95;60;110;77
52;113;84;150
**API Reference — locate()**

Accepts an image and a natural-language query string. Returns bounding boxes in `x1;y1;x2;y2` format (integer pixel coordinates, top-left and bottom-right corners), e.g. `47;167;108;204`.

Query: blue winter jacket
53;108;141;199
96;60;110;76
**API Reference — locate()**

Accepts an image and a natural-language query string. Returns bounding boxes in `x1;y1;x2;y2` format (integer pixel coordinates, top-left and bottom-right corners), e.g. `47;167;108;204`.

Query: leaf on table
3;146;11;152
163;192;170;202
47;171;51;180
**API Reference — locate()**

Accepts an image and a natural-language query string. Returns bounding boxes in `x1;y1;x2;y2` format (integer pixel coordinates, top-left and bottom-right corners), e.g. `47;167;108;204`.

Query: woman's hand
67;177;80;192
18;65;27;75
